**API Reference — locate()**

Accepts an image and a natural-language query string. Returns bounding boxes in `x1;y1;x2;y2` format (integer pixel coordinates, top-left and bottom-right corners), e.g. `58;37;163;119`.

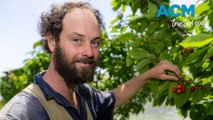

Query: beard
53;42;97;87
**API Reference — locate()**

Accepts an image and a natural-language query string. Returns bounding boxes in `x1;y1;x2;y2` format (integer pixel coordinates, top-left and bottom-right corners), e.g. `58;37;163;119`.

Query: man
0;2;182;120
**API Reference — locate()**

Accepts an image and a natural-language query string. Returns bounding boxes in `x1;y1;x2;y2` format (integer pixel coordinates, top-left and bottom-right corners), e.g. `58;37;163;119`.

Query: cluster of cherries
171;48;212;93
172;83;196;94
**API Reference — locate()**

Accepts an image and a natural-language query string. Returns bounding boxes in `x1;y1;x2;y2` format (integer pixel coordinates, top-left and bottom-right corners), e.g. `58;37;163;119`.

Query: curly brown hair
38;2;104;54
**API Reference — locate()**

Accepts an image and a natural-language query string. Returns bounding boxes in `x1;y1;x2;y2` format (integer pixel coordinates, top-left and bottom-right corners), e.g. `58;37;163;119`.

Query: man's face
53;8;101;86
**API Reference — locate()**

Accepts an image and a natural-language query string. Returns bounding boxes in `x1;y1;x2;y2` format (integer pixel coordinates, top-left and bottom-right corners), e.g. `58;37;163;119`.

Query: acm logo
156;4;195;17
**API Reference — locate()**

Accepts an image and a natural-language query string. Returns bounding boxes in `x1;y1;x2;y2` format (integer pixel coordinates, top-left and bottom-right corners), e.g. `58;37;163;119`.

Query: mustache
74;57;95;64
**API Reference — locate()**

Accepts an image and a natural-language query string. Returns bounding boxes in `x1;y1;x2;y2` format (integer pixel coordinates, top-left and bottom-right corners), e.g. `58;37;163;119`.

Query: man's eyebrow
72;32;85;37
72;32;101;40
93;36;102;40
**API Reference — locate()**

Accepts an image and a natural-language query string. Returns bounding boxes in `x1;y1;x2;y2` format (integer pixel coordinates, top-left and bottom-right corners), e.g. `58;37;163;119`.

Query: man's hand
147;60;182;81
112;60;182;107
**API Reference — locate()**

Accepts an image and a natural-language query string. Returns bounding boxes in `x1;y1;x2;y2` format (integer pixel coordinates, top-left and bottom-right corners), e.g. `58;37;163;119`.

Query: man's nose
82;43;94;58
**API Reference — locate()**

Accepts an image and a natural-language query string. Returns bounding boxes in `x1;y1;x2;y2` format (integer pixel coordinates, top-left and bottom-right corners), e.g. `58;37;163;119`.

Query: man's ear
46;34;56;53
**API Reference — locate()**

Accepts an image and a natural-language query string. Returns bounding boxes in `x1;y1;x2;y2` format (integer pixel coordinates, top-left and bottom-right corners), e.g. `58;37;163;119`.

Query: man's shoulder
0;90;49;120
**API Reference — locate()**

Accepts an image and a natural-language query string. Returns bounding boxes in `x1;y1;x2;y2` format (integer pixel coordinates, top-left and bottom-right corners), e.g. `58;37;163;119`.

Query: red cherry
177;89;181;93
191;86;196;91
172;87;177;92
183;48;189;54
177;84;182;89
181;88;186;93
190;49;194;53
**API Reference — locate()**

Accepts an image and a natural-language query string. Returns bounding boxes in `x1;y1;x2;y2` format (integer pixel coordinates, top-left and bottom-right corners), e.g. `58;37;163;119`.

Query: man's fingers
162;61;182;79
161;74;178;81
167;66;182;78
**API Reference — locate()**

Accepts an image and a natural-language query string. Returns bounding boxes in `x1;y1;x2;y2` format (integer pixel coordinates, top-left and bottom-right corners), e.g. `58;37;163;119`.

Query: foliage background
1;0;213;119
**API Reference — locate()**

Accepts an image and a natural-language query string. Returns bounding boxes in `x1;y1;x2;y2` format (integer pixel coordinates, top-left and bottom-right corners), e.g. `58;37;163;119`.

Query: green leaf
180;107;189;118
184;51;200;64
126;57;133;67
146;22;159;35
190;88;205;103
179;34;213;48
110;17;119;25
118;32;137;43
145;54;156;61
144;0;158;20
196;0;210;16
150;81;160;96
184;47;207;64
129;17;149;32
207;102;213;115
190;104;207;120
121;5;126;12
111;0;121;11
136;59;150;70
174;90;190;108
153;95;166;107
203;46;213;60
33;40;42;49
158;81;171;93
129;40;141;48
151;28;167;40
130;48;149;60
168;82;177;99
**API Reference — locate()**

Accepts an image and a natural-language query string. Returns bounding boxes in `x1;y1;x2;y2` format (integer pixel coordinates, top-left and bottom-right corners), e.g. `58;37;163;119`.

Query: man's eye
91;41;100;48
73;39;81;44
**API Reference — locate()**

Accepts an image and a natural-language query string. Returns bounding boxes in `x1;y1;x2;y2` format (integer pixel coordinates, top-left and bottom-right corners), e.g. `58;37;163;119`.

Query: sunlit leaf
196;0;210;16
33;40;42;49
111;0;121;11
180;34;213;48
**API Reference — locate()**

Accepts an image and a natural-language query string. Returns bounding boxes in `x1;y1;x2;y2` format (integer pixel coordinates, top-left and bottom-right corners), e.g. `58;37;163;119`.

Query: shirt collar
34;71;92;120
34;71;71;107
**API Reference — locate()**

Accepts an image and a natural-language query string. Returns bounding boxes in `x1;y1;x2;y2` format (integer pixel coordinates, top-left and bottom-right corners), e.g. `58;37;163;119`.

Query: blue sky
0;0;117;76
0;0;196;76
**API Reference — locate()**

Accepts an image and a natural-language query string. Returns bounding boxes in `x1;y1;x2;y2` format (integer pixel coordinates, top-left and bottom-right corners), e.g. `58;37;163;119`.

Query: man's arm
112;60;182;107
